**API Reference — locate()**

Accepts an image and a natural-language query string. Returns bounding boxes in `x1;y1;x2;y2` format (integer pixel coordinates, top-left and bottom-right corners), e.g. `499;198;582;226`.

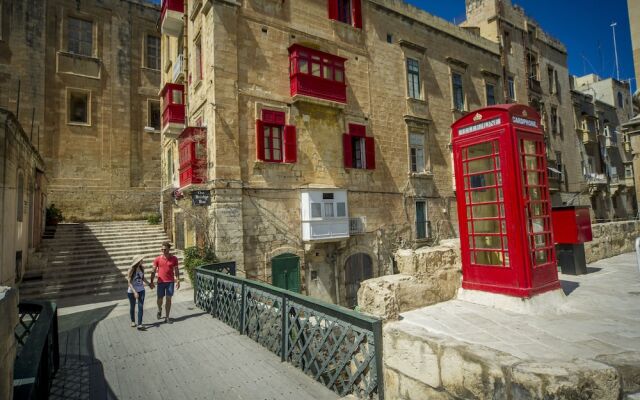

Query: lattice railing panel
215;279;242;331
244;287;283;355
195;273;216;314
15;309;40;355
286;300;378;398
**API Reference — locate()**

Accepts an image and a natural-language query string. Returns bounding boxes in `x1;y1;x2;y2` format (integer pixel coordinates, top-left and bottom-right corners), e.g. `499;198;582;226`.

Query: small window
194;36;202;81
337;0;352;25
547;66;555;93
409;133;425;173
148;100;161;131
452;72;465;111
68;17;93;56
386;33;393;44
166;148;174;184
507;76;516;101
407;58;421;99
503;30;511;54
550;106;558;134
322;193;334;200
618;92;624;108
16;171;24;222
416;200;428;239
343;124;375;170
625;165;633;178
256;110;297;163
485;83;496;106
328;0;362;28
68;90;90;124
263;125;283;162
146;35;161;70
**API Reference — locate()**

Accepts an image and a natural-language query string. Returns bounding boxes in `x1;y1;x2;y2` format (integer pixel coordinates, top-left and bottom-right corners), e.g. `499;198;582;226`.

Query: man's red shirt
153;254;179;283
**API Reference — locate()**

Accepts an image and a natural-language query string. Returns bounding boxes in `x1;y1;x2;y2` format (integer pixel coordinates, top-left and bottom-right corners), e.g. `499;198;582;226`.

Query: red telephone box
451;104;561;298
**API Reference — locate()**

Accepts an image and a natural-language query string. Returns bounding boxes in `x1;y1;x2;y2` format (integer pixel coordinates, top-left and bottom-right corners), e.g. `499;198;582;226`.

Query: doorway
344;253;373;309
271;253;300;293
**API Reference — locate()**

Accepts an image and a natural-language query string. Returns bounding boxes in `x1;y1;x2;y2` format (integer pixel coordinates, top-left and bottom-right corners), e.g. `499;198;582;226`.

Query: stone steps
20;221;183;303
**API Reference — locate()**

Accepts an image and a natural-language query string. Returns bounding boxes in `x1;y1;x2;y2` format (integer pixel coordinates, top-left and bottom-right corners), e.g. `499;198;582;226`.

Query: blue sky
409;0;636;92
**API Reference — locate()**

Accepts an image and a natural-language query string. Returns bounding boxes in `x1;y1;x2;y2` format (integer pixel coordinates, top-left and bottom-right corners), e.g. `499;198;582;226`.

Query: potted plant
46;204;63;226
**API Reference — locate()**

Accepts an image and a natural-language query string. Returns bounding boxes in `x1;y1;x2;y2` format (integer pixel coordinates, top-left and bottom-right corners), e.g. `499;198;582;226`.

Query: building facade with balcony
159;0;503;306
462;0;583;207
571;79;637;222
0;0;162;221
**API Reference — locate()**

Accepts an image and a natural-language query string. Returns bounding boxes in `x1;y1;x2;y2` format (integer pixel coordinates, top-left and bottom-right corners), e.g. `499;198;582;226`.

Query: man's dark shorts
157;282;175;298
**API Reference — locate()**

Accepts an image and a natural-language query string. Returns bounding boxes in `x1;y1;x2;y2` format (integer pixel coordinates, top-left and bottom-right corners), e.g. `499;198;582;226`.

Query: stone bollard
0;286;18;400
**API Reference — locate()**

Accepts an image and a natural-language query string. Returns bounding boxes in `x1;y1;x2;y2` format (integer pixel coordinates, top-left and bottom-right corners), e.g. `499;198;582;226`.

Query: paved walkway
50;286;338;400
401;252;640;361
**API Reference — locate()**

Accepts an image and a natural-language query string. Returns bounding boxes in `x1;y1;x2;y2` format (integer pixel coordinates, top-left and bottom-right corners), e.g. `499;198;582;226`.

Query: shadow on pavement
52;305;119;400
560;280;580;296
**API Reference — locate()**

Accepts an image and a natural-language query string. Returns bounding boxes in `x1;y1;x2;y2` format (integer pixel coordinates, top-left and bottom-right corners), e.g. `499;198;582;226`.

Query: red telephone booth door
515;131;558;290
458;134;518;290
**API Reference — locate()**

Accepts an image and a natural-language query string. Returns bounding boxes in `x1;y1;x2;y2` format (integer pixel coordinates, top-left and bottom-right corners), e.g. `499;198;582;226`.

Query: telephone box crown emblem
473;113;483;122
522;110;528;117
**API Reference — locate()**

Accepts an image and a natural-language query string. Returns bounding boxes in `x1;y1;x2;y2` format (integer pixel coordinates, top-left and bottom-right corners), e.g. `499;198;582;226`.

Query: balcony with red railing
288;44;347;104
160;83;185;138
178;127;207;188
161;0;184;37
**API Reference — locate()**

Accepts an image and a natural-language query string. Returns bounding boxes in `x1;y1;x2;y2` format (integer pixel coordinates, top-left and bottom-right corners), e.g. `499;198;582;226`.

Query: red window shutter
343;133;353;168
284;125;297;163
352;0;362;29
365;136;375;169
328;0;338;20
256;120;265;161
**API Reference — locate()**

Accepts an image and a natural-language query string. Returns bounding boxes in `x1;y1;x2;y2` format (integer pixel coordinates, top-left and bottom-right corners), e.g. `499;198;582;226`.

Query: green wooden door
271;253;300;293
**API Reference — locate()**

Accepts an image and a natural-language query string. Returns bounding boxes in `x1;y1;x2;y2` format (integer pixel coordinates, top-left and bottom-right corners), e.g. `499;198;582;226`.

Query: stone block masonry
0;287;18;400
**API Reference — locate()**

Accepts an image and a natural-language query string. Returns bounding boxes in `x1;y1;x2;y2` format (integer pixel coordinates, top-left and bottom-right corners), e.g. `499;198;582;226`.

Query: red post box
451;104;561;298
551;206;593;244
552;205;592;275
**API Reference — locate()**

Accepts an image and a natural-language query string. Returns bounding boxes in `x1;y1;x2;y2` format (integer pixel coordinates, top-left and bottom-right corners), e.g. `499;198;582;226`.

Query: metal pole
636;237;640;274
611;22;620;81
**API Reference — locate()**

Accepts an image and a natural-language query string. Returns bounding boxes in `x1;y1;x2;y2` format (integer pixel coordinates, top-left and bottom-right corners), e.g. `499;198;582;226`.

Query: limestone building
159;0;503;306
0;0;162;221
630;0;640;86
462;0;583;206
624;0;640;211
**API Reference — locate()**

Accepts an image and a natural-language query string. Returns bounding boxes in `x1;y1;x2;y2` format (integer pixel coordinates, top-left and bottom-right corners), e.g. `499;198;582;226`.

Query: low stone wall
0;287;18;400
384;321;627;400
585;220;640;264
358;239;461;320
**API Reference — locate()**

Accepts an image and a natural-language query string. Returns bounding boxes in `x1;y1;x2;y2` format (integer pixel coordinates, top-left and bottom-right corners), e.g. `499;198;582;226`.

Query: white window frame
67;17;93;57
309;193;347;220
409;133;425;173
145;34;161;70
147;99;161;131
507;76;516;101
67;88;91;126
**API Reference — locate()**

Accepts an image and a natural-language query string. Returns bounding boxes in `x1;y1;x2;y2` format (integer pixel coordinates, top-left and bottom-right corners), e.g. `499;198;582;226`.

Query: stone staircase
20;221;184;304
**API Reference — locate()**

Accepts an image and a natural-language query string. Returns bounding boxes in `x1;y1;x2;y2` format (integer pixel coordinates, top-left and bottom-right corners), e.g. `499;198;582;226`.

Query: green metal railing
194;267;383;399
13;301;60;400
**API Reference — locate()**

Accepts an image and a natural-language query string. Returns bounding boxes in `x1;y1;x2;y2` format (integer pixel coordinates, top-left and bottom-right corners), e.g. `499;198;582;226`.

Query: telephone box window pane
467;157;494;174
470;173;495;188
535;250;548;264
529;187;541;200
474;220;500;234
531;218;545;234
524;156;538;170
533;234;546;248
467;142;494;158
530;203;545;217
472;204;499;218
470;188;497;204
311;203;322;218
475;251;503;266
474;236;502;249
523;140;536;154
527;172;540;185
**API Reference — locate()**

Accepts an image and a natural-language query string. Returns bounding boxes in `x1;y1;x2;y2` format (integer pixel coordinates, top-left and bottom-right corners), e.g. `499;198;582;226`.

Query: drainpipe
636;237;640;274
1;116;9;284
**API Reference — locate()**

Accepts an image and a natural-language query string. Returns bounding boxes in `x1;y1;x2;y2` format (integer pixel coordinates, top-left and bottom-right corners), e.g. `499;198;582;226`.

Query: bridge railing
13;300;60;400
194;266;383;399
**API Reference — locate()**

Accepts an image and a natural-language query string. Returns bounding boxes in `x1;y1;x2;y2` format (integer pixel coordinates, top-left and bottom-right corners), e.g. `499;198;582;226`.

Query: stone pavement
384;252;640;399
51;285;338;400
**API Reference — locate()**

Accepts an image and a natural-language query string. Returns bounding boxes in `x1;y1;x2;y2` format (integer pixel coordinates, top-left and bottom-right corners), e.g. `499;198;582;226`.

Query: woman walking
127;255;153;330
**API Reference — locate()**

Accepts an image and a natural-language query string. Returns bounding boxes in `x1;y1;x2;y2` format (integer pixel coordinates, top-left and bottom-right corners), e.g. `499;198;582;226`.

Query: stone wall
0;286;18;400
585;220;640;264
358;239;461;319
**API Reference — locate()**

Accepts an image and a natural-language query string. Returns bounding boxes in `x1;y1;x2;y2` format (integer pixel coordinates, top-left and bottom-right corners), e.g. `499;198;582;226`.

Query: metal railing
13;301;60;400
194;267;383;399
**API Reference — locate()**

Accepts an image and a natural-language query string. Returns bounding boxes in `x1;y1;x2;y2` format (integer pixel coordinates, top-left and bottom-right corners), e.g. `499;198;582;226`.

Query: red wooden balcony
178;127;207;188
161;0;184;37
160;83;185;138
289;44;347;104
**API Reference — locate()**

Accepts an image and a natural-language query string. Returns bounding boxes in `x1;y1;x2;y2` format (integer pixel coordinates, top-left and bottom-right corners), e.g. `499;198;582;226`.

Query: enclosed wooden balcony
160;83;185;138
178;127;207;188
161;0;184;37
289;45;347;104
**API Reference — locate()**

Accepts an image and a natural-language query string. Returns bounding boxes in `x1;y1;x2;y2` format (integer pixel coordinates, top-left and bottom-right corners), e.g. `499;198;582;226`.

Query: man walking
150;241;180;323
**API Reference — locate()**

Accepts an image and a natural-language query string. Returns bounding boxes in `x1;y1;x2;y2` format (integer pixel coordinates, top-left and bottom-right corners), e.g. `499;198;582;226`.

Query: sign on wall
191;190;211;206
